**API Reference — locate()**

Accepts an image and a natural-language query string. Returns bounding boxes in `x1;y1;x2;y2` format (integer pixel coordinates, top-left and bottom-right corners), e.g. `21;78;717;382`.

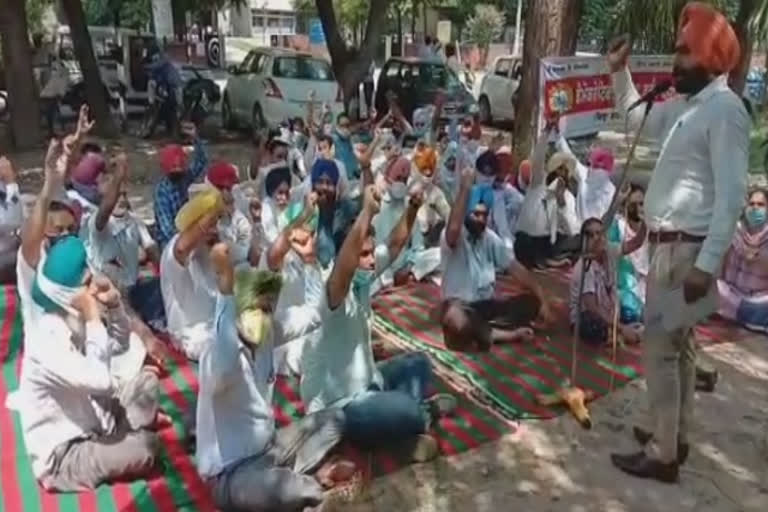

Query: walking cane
535;97;655;428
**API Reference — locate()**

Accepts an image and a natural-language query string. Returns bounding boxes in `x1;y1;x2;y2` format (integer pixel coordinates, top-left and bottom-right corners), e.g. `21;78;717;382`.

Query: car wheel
479;95;492;125
222;95;235;130
251;103;266;140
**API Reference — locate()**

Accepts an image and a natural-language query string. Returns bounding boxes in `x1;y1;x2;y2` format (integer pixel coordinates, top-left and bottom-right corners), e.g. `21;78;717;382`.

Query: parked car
374;57;476;124
222;48;342;135
477;55;523;124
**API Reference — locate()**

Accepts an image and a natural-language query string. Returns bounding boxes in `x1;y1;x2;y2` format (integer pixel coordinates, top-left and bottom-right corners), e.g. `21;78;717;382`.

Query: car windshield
272;57;334;80
416;63;461;90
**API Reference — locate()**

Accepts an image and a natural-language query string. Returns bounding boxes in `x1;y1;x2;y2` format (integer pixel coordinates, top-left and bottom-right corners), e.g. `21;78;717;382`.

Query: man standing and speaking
606;2;749;483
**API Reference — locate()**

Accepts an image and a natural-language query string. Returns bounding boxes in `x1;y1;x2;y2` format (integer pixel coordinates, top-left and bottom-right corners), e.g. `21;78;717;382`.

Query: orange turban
413;147;437;174
676;2;740;74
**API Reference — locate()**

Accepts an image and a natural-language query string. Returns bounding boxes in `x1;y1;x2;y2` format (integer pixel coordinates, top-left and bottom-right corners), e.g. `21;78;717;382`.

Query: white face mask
475;174;494;186
389;181;408;200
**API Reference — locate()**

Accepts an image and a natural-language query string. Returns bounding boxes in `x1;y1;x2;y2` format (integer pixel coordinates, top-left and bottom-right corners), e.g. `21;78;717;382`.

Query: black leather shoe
632;426;690;465
610;451;679;483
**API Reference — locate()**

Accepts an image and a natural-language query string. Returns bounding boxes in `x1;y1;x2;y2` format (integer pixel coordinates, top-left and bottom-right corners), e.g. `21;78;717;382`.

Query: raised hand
113;152;129;180
607;34;631;73
76;104;95;138
91;275;121;309
362;184;382;216
305;190;319;211
408;183;425;210
71;289;101;322
460;165;475;188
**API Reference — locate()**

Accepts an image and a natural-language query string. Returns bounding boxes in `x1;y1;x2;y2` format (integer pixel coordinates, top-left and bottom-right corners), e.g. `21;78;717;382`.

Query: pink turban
159;144;188;174
676;2;740;74
71;153;106;186
588;147;615;173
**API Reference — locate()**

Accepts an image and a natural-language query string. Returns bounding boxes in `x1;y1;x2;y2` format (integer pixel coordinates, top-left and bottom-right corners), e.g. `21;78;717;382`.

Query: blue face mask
746;207;767;228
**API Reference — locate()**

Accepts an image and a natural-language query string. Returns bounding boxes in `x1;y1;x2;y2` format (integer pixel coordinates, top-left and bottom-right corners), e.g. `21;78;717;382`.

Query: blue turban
31;235;89;313
475;150;499;176
311;158;340;186
466;184;494;218
265;165;291;197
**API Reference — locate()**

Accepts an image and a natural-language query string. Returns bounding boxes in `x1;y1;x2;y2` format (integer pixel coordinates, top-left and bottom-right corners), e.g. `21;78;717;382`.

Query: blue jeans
342;353;432;447
128;277;166;329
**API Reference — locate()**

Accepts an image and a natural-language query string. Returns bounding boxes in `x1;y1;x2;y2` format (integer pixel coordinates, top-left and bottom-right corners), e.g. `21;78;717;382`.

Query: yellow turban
174;186;222;232
547;152;577;176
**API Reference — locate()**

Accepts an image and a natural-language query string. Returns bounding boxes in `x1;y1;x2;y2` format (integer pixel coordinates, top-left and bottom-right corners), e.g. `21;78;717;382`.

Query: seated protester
410;144;450;281
438;140;460;202
607;185;649;324
475;150;524;253
153;122;209;248
439;168;553;352
514;121;581;269
206;162;252;266
254;136;292;198
556;133;616;221
84;152;169;367
310;159;346;268
371;156;415;293
0;156;23;284
717;188;768;332
569;217;647;346
332;113;360;182
17;235;161;492
261;165;293;245
264;195;327;376
160;187;224;360
198;244;349;511
301;185;456;458
301;133;350;200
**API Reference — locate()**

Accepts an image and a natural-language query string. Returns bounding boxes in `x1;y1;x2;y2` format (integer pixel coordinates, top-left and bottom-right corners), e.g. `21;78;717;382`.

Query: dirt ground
4;132;768;512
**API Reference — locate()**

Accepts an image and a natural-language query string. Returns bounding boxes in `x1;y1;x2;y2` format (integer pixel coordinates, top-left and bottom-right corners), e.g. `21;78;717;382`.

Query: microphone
627;80;673;111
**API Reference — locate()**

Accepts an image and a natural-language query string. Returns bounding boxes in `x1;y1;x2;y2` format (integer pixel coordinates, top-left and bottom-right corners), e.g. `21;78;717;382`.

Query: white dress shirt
612;69;749;274
196;294;275;478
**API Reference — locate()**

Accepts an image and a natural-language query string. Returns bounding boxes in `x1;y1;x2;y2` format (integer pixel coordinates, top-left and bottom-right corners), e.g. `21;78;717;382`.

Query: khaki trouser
642;241;716;464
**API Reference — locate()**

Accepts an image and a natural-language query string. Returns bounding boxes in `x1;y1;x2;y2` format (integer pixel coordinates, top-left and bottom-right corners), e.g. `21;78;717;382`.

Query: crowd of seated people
0;89;760;511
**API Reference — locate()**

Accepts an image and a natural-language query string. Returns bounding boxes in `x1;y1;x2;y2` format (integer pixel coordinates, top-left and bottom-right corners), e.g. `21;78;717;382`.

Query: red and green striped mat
0;285;513;512
372;276;647;421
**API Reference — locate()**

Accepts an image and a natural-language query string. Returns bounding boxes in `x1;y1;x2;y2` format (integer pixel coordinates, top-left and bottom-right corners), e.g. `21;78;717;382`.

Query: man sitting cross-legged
18;234;161;492
300;184;456;460
439;166;555;352
198;242;353;511
160;187;224;360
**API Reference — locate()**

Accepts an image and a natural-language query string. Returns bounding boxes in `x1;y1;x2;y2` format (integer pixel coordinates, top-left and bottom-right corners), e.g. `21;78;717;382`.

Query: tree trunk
729;0;757;95
0;0;43;149
411;0;417;41
60;0;118;137
513;0;582;161
316;0;389;113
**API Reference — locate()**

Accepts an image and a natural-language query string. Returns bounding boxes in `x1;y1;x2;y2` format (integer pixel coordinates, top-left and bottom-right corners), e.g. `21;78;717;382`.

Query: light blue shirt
85;213;155;290
196;295;275;478
440;227;511;303
300;244;390;413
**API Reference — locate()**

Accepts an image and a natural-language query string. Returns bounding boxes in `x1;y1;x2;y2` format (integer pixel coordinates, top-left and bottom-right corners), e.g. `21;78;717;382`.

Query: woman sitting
569;217;646;346
718;188;768;332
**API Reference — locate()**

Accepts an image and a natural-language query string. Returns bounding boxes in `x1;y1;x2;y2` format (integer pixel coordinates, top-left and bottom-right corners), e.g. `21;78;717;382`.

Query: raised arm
21;139;67;268
530;126;553;188
173;207;222;265
94;153;128;232
204;242;241;392
386;187;424;262
326;185;380;309
266;192;317;270
444;166;475;249
182;123;209;184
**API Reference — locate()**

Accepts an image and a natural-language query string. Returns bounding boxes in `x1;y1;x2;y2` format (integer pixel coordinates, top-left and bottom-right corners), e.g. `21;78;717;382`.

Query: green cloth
234;269;282;315
31;235;88;312
281;201;318;232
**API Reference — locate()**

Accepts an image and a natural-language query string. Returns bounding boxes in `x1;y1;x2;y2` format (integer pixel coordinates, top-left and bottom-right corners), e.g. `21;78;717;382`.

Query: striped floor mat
0;286;513;511
372;276;646;421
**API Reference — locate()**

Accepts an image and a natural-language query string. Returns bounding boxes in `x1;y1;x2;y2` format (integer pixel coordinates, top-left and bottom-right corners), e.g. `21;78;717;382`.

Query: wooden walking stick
535;95;655;428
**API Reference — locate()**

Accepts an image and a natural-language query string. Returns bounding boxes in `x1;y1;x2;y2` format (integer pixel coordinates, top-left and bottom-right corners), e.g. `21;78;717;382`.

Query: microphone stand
538;99;655;429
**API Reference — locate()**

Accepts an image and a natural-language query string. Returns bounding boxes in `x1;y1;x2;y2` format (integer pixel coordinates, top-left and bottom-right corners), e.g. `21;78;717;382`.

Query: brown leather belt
647;231;706;244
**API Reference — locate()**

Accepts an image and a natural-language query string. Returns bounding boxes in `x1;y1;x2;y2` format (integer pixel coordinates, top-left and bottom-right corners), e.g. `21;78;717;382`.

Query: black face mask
168;173;185;184
673;64;711;96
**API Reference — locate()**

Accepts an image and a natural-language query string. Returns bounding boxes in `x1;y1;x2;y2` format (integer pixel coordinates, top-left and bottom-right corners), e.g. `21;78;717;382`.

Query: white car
222;48;343;134
477;55;523;123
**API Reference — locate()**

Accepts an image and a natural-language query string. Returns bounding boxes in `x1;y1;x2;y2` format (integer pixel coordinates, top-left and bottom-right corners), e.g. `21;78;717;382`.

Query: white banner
538;55;674;137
